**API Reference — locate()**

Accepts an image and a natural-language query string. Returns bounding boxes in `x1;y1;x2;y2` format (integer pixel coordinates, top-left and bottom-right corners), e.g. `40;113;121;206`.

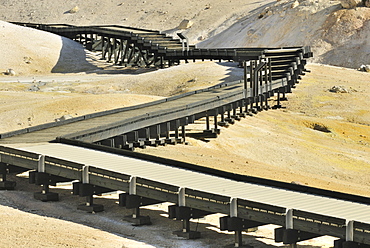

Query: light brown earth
0;63;369;248
0;0;370;247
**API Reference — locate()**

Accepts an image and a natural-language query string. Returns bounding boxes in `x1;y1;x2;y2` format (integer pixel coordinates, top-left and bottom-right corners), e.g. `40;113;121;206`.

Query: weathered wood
0;155;38;170
185;196;230;214
238;206;285;226
293;218;346;239
88;174;129;192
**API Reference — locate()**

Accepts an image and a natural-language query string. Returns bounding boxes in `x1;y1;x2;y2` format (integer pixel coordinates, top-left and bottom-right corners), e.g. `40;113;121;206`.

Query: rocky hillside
0;0;369;69
199;0;370;69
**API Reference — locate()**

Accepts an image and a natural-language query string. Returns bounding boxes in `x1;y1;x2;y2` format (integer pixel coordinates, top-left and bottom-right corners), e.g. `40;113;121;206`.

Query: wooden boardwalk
1;24;368;248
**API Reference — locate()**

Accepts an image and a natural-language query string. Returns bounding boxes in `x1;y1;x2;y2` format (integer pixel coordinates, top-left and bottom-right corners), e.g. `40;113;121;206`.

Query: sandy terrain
0;62;369;248
0;0;369;247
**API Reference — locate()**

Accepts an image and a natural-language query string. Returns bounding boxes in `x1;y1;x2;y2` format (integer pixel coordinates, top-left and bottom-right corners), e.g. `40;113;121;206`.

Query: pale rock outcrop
178;19;193;29
291;0;300;8
339;0;362;8
359;64;370;72
69;6;79;14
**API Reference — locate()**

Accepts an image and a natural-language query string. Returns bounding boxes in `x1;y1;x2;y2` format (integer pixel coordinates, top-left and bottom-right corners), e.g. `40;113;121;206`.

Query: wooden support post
165;122;176;144
166;122;170;140
174;119;182;143
235;231;243;248
264;61;270;109
243;60;248;91
259;59;263;110
206;113;210;131
0;162;16;190
101;36;106;60
182;125;186;142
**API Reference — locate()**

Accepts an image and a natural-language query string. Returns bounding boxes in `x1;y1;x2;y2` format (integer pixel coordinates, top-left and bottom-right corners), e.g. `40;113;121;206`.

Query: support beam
171;188;201;239
0;162;16;190
76;165;104;213
31;155;59;202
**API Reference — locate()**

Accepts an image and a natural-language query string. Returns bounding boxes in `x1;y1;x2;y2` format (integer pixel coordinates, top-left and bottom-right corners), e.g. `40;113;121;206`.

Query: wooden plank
89;174;129;192
45;156;84;170
137;177;179;193
353;221;370;245
186;188;230;204
293;218;346;239
0;155;38;170
238;205;285;226
136;185;178;203
89;166;131;182
294;209;346;226
185;196;230;214
44;163;81;180
238;199;286;214
354;221;370;231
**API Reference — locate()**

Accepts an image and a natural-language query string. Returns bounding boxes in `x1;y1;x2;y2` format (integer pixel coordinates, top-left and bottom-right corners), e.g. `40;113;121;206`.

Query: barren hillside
0;0;369;68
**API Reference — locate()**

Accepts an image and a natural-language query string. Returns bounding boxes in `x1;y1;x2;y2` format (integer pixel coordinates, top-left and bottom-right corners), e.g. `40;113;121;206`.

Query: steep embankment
199;0;370;69
0;21;96;75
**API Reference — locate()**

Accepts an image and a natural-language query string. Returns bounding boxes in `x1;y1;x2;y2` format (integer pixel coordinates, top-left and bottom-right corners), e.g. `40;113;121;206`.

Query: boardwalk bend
0;23;369;248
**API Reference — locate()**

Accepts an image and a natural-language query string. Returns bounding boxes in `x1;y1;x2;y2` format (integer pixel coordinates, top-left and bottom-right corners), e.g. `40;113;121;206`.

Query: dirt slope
1;0;369;68
0;21;97;75
199;0;370;68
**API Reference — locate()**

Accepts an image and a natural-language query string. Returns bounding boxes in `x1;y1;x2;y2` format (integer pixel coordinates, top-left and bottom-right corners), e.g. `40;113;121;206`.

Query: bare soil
0;63;369;248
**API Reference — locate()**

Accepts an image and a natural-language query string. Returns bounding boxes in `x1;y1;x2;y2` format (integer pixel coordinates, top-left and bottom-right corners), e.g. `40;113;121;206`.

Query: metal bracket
346;220;354;242
286;209;294;229
82;165;89;184
230;198;238;217
178;187;186;207
38;155;45;173
129;176;137;195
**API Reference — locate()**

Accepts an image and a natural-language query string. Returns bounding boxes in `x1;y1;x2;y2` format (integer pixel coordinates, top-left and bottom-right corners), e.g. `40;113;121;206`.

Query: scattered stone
4;68;16;76
329;85;349;93
68;6;79;14
24;56;32;64
178;19;193;29
358;64;370;72
258;7;273;19
291;0;300;8
28;85;40;92
365;0;370;7
55;114;73;122
339;0;362;8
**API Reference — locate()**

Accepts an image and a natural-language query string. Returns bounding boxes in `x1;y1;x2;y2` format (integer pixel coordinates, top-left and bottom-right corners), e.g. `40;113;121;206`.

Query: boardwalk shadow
0;173;326;248
51;37;100;73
